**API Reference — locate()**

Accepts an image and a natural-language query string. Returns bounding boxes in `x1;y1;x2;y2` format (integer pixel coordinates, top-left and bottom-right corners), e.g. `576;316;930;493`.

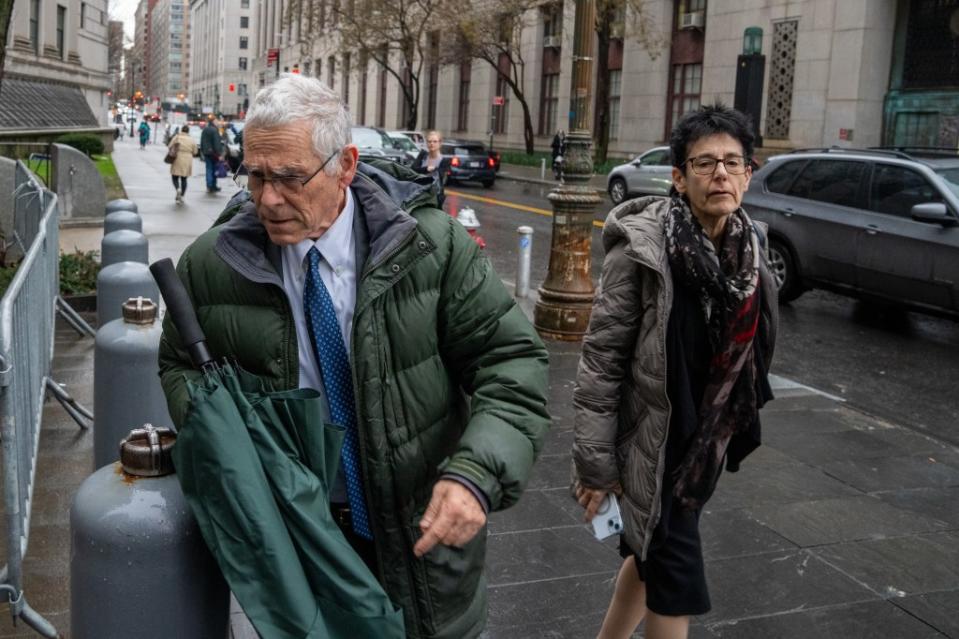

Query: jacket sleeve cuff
440;473;491;514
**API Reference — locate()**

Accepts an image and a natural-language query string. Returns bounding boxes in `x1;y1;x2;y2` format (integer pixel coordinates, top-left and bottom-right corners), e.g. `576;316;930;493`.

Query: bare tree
0;0;15;89
286;0;442;129
438;0;540;154
590;0;664;163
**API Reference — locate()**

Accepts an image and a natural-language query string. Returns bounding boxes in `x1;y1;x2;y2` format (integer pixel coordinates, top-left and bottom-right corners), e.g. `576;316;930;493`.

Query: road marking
446;190;605;229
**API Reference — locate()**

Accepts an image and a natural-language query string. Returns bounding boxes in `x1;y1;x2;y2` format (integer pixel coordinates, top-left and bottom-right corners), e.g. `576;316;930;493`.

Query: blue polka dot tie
304;247;372;540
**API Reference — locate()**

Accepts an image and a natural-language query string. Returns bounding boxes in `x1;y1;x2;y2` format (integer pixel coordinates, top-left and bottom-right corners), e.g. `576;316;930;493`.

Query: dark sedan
441;140;496;187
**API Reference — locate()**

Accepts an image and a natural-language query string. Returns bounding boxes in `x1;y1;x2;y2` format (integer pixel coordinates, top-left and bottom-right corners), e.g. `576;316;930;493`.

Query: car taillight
451;157;460;167
488;157;495;168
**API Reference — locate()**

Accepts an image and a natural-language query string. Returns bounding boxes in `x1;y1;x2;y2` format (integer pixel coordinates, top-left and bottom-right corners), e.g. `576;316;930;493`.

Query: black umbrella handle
149;258;214;370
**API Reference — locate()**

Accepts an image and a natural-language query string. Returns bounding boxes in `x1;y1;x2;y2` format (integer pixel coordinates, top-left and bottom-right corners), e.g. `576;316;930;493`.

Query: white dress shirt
281;188;357;392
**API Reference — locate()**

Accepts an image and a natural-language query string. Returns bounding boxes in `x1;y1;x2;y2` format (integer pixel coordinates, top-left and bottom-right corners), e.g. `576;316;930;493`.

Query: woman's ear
671;166;687;194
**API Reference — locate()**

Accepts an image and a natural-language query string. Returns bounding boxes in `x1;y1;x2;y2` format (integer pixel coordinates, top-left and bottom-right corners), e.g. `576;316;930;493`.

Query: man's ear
339;144;360;187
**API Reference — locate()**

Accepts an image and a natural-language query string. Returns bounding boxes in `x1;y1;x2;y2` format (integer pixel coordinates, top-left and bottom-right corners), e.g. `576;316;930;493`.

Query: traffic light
228;83;235;92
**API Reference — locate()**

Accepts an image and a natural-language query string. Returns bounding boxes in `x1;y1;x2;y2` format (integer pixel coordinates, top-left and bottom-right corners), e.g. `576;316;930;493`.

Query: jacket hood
602;196;670;273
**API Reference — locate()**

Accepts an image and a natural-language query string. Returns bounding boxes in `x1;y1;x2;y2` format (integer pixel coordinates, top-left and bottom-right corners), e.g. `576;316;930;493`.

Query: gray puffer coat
572;196;777;559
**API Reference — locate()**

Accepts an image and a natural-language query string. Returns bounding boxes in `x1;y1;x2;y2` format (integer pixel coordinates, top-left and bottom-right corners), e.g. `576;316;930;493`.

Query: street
448;177;959;447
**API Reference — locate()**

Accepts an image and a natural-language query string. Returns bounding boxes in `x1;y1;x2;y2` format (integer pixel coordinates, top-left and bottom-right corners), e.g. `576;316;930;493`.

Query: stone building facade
227;0;952;158
189;0;256;116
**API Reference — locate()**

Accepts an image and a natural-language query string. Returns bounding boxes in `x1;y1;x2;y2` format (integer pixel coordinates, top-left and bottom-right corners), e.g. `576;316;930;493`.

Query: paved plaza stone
1;137;954;637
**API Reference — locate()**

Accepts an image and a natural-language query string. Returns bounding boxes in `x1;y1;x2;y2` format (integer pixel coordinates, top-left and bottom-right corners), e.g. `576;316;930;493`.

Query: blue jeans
205;156;218;190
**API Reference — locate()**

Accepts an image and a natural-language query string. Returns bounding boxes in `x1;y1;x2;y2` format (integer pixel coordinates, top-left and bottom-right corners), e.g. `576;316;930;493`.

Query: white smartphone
590;493;624;541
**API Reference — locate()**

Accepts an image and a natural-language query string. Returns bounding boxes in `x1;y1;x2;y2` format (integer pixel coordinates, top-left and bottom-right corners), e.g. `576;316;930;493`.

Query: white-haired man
158;74;549;638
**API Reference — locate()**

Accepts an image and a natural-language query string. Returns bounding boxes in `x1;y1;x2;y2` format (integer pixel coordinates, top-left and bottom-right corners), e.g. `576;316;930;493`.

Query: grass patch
93;155;127;200
25;155;125;200
0;264;18;298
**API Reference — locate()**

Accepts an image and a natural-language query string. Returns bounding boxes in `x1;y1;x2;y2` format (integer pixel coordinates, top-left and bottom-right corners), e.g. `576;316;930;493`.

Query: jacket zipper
349;226;423;629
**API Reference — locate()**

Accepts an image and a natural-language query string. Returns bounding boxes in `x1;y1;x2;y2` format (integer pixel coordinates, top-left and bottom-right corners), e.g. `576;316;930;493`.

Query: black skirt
618;279;713;617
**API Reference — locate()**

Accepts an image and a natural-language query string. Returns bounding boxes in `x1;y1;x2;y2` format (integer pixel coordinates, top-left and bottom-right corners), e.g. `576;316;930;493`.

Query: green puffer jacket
158;161;550;638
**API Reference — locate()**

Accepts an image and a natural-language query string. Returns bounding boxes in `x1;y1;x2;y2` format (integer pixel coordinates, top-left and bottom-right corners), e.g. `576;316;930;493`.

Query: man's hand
575;482;622;523
413;480;487;558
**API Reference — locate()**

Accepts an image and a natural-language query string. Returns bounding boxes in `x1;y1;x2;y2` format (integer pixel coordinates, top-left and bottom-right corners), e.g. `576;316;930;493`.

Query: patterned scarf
665;193;761;510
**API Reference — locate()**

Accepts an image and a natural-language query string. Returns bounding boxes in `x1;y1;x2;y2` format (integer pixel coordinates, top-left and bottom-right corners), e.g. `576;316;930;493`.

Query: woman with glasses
572;104;778;639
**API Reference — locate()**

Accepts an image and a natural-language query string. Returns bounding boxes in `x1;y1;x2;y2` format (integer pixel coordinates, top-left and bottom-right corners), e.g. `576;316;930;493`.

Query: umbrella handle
149;258;215;369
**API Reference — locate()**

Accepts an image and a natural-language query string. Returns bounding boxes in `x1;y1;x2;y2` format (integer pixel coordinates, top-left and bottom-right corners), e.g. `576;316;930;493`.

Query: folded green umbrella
151;258;404;639
173;363;405;639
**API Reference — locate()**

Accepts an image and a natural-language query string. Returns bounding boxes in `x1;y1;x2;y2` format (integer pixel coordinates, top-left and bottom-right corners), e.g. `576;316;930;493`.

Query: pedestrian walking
158;73;550;638
412;130;450;205
137;121;150;150
572;104;778;639
167;125;199;204
199;119;224;193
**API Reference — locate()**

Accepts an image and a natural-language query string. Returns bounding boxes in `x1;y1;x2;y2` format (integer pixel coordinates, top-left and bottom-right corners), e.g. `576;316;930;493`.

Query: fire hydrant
456;207;486;250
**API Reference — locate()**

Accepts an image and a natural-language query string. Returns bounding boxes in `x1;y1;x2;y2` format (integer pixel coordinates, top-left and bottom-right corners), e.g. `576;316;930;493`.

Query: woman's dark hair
181;125;190;133
669;104;754;172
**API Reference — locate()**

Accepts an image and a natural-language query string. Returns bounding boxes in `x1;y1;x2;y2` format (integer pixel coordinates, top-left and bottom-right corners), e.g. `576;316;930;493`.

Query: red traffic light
228;83;236;92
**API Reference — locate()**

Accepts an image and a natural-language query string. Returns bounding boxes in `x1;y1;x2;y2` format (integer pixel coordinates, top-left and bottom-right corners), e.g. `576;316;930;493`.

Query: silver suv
606;146;673;204
743;147;959;317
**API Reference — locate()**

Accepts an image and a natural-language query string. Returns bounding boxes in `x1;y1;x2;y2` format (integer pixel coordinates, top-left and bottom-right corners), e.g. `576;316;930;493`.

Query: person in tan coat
168;125;199;204
573;104;777;639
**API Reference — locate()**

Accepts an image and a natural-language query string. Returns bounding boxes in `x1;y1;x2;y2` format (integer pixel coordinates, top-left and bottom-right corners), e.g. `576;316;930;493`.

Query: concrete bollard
101;229;148;267
104;209;142;235
516;226;533;298
96;261;159;327
540;158;546;181
104;199;138;215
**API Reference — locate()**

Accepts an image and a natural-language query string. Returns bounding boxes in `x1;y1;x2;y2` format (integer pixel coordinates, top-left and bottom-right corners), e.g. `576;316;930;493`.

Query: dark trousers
171;175;187;194
204;156;218;190
330;503;377;573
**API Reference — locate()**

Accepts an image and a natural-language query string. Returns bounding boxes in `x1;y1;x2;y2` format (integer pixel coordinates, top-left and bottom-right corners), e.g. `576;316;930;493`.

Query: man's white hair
245;73;353;175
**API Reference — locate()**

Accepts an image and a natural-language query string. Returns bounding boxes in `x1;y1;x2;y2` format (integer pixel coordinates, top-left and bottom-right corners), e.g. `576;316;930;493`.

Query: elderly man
158;74;549;638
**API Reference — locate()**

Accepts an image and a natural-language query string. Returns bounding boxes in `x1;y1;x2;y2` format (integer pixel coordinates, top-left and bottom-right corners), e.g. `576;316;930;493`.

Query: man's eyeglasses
686;155;749;176
235;150;341;195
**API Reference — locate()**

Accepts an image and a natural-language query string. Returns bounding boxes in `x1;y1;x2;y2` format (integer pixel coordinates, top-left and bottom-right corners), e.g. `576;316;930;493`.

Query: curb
498;171;558;188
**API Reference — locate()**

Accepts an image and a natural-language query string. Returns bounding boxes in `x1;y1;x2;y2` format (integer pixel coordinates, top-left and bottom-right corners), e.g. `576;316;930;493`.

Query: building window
669;63;702;130
377;46;387;127
493;54;510;135
80;2;85;28
240;16;249;28
543;4;561;39
303;61;311;76
56;5;66;57
315;58;322;79
239;56;247;70
239;36;248;49
240;0;249;7
539;72;558;135
426;32;439;129
328;56;336;89
456;61;471;131
358;52;368;125
765;20;798;139
686;0;705;11
608;69;622;141
238;83;248;97
29;0;40;53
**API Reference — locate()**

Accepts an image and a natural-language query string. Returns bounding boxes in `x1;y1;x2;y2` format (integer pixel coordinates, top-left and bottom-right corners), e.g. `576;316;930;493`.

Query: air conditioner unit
543;35;561;49
609;21;625;39
679;11;704;30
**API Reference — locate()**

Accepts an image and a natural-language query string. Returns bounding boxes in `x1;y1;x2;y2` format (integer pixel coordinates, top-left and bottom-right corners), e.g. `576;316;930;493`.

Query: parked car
385;131;421;163
441;139;496;188
742;147;959;317
398;130;426;149
352;126;411;166
606;146;673;204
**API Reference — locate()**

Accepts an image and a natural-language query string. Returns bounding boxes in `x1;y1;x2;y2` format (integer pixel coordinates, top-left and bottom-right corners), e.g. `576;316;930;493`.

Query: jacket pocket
407;521;487;633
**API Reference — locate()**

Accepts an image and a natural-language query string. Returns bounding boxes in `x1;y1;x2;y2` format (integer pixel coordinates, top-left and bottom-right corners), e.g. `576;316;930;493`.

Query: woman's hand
575;482;622;523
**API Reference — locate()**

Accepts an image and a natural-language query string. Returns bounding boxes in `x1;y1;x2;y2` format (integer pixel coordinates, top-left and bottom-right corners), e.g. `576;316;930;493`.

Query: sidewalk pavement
5;136;955;638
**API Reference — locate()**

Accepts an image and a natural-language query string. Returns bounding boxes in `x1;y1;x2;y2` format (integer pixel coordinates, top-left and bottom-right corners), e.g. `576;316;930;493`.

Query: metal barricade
0;163;91;638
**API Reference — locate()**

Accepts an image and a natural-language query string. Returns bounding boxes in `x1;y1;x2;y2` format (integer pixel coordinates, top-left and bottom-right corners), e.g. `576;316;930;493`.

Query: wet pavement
2;137;956;637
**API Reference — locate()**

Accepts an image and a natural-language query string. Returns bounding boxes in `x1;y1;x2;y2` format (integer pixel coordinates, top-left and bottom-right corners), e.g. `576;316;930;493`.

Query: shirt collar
290;188;355;269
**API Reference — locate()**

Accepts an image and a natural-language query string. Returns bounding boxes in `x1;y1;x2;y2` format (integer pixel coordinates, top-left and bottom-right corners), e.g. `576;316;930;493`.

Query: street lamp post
533;0;601;341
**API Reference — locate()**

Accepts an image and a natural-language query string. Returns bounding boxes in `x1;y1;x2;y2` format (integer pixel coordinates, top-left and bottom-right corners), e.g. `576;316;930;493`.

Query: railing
0;163;92;638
